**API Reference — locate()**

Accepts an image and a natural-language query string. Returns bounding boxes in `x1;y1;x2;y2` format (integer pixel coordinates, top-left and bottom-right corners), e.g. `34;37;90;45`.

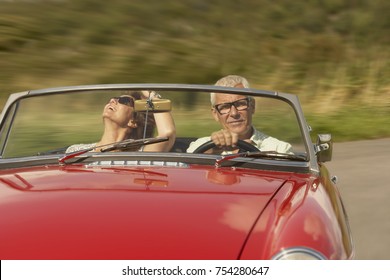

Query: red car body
0;163;352;259
0;84;354;259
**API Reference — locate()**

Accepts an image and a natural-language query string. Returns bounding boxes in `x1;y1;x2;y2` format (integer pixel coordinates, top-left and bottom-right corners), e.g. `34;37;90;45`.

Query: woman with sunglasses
66;90;176;153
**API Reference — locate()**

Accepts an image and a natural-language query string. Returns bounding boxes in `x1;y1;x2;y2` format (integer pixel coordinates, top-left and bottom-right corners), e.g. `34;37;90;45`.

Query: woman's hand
141;90;161;100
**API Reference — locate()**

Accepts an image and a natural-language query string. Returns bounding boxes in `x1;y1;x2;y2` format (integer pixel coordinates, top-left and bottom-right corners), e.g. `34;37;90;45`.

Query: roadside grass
306;107;390;142
0;0;389;142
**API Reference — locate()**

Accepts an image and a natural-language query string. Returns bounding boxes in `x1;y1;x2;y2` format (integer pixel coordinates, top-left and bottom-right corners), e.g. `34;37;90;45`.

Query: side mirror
134;99;171;112
315;134;333;162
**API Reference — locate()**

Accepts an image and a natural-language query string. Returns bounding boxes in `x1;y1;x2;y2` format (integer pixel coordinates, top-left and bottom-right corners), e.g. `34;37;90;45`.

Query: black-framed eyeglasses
214;97;250;115
112;96;135;107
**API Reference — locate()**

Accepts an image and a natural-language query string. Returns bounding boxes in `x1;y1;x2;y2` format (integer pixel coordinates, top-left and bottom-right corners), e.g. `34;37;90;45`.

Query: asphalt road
325;138;390;260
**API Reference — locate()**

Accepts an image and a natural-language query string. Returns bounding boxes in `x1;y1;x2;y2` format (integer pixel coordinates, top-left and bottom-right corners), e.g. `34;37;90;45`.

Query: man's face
212;93;255;138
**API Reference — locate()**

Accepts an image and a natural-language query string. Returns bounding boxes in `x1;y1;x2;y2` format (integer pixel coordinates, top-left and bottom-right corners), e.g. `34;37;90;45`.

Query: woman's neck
97;124;131;147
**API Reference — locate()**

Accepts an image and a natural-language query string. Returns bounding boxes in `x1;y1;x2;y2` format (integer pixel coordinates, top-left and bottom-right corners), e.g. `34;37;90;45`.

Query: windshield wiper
215;151;307;167
58;137;169;165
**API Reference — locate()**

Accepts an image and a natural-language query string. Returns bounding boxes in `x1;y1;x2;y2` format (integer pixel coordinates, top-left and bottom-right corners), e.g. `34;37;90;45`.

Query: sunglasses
111;96;135;107
214;97;250;115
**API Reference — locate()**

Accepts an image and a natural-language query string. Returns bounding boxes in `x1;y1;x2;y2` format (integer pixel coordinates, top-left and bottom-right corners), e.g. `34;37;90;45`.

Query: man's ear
211;108;220;122
250;98;256;113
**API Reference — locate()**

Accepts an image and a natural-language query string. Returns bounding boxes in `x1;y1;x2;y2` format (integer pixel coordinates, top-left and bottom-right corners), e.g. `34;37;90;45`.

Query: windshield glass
0;88;307;160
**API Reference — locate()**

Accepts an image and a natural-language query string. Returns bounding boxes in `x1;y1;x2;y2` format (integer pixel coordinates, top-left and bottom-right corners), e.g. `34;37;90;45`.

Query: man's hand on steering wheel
192;129;259;154
192;139;259;153
210;129;239;148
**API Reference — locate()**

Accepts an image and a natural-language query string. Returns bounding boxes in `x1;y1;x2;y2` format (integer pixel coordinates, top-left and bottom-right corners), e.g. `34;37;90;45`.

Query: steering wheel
193;139;260;153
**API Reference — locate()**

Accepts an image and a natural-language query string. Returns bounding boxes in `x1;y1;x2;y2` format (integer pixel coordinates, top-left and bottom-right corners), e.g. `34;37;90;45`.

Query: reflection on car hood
0;164;292;259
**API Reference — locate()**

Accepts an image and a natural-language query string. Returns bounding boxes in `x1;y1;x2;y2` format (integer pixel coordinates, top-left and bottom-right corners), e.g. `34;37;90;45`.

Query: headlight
272;247;326;260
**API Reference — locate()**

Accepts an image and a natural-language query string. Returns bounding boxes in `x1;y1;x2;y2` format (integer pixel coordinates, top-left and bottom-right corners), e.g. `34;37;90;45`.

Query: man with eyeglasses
186;75;292;154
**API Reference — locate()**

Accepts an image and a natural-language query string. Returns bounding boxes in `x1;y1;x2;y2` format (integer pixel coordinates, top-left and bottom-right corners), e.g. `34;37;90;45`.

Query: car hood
0;164;292;259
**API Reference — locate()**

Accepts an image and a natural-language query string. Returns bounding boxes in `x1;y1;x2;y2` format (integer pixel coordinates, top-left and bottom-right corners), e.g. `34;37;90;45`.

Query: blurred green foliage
0;0;389;141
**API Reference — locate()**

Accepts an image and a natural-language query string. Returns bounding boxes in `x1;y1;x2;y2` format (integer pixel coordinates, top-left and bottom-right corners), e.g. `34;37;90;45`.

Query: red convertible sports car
0;83;354;259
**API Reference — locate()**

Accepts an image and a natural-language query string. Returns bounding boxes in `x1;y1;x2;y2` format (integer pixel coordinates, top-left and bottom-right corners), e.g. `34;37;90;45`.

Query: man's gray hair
211;75;250;106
